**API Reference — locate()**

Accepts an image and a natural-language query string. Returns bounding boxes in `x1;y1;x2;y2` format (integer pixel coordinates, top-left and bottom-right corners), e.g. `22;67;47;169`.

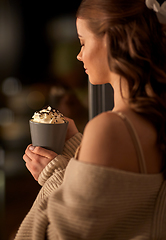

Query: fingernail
29;145;35;151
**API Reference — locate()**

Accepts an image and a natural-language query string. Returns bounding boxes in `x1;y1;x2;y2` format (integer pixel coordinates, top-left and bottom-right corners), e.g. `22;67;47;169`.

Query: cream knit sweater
14;132;166;240
14;132;82;240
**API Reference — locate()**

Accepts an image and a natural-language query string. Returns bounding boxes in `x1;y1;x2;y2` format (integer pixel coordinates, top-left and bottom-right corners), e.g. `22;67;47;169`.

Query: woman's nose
77;50;82;61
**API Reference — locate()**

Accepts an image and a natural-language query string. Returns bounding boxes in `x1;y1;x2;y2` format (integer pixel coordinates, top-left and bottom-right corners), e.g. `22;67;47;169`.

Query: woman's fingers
23;152;47;181
25;160;39;181
33;146;57;159
64;117;79;140
23;153;40;181
26;145;57;160
23;153;31;163
23;144;58;181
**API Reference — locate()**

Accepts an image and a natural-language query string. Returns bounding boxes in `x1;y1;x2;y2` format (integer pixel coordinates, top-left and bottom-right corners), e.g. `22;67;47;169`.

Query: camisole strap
115;112;147;174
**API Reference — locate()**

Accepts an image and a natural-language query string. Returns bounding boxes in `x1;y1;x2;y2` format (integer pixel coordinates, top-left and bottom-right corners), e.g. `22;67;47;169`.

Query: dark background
0;1;89;239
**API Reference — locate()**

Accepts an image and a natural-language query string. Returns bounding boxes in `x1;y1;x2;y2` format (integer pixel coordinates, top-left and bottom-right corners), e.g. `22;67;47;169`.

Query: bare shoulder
78;110;163;173
78;111;133;169
82;111;124;140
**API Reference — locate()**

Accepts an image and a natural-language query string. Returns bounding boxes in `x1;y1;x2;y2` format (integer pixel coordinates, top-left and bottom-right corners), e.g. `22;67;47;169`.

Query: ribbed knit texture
15;157;166;239
46;159;166;240
38;132;82;186
14;125;166;240
14;133;82;240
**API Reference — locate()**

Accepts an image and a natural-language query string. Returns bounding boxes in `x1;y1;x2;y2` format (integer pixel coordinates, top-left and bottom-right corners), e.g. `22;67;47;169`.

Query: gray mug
29;120;68;154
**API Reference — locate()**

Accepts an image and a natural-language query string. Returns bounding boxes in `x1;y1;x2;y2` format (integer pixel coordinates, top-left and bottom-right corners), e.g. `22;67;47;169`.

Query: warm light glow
26;91;45;109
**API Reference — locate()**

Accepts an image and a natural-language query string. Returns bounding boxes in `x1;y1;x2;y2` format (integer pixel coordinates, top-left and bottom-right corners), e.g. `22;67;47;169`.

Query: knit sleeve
46;158;110;240
38;132;82;186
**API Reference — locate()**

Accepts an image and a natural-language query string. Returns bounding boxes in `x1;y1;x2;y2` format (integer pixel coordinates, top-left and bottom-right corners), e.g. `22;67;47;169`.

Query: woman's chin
89;77;103;85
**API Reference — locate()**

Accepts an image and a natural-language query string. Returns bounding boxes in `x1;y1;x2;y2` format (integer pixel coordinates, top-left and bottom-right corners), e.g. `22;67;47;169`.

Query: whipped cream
31;106;66;124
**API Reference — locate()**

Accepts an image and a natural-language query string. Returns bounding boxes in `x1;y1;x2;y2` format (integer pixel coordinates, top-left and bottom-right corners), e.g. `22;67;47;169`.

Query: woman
15;0;166;239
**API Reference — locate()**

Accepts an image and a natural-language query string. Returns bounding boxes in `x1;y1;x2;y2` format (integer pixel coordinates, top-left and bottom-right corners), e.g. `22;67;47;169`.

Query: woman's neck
110;76;129;112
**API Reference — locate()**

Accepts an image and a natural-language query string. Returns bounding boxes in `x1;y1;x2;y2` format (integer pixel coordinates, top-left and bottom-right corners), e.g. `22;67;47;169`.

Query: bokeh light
2;77;22;96
26;90;45;110
0;108;14;126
